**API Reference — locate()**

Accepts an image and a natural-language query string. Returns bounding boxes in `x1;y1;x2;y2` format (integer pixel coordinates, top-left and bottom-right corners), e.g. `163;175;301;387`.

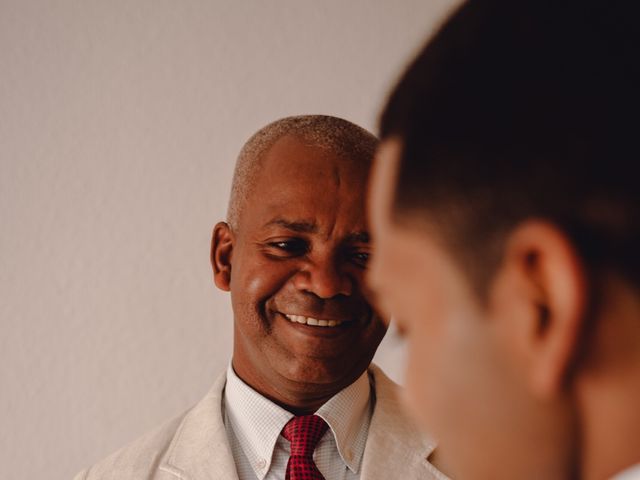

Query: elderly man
368;1;640;480
74;115;447;480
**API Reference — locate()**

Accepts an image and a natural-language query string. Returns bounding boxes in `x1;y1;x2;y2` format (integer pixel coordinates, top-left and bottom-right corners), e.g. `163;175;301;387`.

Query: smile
283;314;344;328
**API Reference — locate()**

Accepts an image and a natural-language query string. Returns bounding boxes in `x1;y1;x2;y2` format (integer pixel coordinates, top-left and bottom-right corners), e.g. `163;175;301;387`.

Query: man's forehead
237;135;371;237
260;135;368;179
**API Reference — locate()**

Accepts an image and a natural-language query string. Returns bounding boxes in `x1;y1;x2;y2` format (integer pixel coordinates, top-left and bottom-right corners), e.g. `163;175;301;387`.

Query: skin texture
212;135;387;415
367;138;592;480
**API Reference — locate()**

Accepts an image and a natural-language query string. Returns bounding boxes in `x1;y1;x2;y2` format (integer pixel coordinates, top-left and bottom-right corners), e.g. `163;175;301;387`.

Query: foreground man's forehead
369;138;403;226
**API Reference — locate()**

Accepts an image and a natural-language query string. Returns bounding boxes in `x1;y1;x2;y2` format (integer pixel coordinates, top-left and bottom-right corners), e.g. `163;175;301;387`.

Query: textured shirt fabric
223;364;372;480
613;464;640;480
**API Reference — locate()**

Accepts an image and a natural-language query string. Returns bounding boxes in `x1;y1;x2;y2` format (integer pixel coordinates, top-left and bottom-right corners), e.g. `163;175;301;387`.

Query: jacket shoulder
73;371;229;480
73;413;186;480
365;365;449;480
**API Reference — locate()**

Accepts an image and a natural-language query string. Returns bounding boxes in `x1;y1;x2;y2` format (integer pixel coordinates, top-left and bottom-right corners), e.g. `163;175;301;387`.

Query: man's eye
351;251;370;267
267;239;308;255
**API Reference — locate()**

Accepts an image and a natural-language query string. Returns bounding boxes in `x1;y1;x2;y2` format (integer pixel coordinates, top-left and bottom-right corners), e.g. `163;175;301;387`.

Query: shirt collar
316;369;372;474
224;364;372;478
613;464;640;480
224;364;294;479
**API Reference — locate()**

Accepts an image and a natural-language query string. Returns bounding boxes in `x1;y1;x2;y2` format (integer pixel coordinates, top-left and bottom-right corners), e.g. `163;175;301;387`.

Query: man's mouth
282;313;347;328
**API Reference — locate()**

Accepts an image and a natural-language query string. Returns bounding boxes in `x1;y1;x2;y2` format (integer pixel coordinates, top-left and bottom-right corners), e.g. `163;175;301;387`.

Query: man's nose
293;260;353;299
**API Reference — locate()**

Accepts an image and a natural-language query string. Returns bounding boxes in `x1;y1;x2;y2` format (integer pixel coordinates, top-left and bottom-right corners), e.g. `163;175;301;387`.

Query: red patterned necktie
282;414;329;480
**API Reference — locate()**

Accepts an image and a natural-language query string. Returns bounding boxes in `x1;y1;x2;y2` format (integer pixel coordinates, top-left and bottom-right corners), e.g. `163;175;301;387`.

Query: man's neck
577;277;640;480
230;360;364;415
580;377;640;480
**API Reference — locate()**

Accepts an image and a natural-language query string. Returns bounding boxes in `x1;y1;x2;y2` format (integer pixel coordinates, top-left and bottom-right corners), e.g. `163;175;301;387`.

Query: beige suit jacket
74;365;448;480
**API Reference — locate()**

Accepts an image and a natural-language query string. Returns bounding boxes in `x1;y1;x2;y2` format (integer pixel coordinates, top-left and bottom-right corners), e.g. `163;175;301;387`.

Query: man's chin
275;357;364;389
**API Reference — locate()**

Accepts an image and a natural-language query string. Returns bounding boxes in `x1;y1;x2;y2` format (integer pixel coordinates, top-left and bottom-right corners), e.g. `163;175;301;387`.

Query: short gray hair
227;115;378;229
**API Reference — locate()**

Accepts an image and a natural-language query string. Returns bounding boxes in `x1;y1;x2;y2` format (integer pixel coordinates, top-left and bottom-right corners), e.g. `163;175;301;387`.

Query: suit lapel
361;365;446;480
156;366;447;480
158;372;239;480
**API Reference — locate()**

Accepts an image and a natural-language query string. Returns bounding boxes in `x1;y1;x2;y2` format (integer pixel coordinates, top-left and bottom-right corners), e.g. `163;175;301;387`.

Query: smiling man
74;115;447;480
368;1;640;480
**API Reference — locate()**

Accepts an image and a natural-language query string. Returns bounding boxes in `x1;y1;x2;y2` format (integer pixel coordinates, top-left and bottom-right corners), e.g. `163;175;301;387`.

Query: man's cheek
404;370;441;435
245;275;267;298
359;280;385;319
241;263;287;302
403;332;440;425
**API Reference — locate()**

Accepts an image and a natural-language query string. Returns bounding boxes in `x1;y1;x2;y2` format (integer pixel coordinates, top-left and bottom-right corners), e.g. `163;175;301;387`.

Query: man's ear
495;220;588;399
211;222;234;292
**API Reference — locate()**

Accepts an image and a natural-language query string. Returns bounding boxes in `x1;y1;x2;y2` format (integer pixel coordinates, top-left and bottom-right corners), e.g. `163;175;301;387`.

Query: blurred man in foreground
368;1;640;479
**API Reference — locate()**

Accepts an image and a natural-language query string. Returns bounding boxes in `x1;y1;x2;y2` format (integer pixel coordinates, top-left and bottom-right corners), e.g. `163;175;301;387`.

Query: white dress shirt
613;464;640;480
223;364;372;480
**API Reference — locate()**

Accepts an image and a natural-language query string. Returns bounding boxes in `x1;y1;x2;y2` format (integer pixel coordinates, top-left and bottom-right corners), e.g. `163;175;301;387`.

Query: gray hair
227;115;378;229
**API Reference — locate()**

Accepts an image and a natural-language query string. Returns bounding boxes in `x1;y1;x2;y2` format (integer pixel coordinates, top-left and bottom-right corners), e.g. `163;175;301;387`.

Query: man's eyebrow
345;231;370;243
263;218;318;233
263;219;369;242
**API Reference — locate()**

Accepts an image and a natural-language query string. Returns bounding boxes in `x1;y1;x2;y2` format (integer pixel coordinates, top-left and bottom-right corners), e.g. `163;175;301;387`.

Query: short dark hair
380;0;640;296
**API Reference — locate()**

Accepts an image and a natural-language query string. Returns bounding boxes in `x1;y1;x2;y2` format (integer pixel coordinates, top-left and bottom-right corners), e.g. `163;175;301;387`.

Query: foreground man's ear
211;221;234;291
496;220;588;399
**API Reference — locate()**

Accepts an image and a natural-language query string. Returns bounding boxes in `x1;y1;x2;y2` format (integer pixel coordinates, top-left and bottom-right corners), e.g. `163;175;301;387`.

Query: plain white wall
0;1;458;478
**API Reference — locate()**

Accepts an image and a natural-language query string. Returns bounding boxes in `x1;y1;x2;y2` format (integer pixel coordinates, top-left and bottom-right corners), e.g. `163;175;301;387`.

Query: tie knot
282;415;328;457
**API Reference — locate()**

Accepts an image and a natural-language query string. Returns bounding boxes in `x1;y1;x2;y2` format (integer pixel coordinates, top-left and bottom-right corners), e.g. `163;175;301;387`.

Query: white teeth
284;314;343;327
